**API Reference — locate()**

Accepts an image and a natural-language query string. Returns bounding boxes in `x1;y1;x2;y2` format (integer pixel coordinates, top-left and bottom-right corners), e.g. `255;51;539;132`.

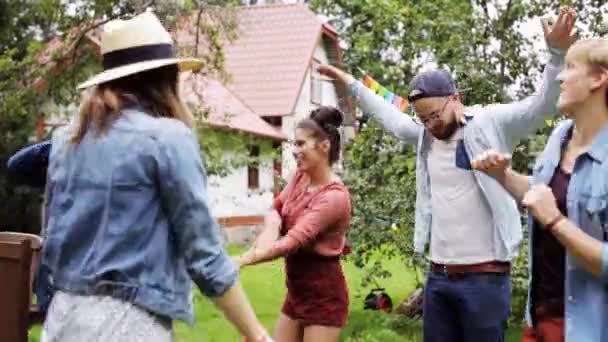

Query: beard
430;119;459;140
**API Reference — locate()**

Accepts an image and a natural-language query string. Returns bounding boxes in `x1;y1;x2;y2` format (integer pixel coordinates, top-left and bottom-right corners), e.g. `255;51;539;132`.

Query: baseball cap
407;70;457;102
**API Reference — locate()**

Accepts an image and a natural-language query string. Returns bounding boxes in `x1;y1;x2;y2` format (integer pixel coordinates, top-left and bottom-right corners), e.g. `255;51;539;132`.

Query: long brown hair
71;64;194;144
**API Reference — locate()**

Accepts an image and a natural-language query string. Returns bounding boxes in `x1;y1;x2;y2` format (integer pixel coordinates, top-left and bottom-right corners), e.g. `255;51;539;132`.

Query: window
311;58;322;105
247;145;260;189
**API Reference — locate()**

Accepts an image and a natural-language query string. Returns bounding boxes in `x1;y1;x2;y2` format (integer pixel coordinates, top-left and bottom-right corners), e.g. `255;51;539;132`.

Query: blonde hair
567;38;608;105
567;38;608;71
71;64;194;144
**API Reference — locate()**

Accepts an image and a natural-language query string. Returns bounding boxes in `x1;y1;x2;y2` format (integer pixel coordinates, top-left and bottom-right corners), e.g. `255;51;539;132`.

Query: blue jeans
423;271;511;342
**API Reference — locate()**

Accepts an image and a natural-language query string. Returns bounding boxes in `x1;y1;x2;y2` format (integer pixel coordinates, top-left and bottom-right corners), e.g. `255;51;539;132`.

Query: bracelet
545;214;565;234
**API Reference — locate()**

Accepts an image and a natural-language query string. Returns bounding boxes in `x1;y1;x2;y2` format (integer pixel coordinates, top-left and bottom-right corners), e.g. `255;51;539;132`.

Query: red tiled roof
35;72;286;142
222;3;335;117
181;73;286;141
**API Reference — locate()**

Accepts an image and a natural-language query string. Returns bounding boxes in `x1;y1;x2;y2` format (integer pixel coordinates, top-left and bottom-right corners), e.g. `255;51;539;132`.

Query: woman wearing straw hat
36;12;272;342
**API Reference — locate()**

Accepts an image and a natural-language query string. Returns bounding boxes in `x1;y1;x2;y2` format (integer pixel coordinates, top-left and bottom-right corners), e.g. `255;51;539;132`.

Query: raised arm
157;124;269;341
317;65;421;145
487;8;577;148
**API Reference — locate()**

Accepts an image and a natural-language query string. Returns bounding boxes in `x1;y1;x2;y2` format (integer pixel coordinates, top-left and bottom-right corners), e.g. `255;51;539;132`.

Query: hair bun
310;106;344;129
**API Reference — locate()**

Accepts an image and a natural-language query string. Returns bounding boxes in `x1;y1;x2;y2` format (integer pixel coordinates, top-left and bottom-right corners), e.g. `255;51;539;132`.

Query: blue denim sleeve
157;123;238;297
7;141;51;187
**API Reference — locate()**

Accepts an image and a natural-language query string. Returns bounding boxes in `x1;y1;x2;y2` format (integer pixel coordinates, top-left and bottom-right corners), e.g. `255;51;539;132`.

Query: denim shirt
36;107;238;324
348;47;564;262
528;120;608;341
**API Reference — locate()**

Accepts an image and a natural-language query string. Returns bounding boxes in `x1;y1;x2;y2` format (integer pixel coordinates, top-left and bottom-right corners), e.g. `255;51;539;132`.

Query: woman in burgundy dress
237;106;352;342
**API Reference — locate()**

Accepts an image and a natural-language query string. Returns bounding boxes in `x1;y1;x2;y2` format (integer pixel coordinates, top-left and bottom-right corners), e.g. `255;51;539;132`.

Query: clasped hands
472;150;562;228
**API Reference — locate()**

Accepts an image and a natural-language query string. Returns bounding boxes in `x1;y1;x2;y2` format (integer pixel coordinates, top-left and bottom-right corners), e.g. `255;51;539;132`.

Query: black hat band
102;43;175;70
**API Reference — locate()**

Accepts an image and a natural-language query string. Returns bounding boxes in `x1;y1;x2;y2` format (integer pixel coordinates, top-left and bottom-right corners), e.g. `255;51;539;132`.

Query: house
195;3;354;241
220;3;355;177
180;74;286;240
34;3;351;243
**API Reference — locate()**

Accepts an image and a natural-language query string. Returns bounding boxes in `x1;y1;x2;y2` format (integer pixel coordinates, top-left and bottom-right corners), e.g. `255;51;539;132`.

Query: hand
543;7;578;51
237;249;257;268
522;184;562;226
316;64;354;84
471;150;511;180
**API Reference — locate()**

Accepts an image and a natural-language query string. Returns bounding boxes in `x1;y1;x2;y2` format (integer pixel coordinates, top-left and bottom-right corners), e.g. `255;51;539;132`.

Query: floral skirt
41;291;173;342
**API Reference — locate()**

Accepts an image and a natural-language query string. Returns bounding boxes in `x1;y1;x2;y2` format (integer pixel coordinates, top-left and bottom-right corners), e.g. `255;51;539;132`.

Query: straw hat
78;11;202;89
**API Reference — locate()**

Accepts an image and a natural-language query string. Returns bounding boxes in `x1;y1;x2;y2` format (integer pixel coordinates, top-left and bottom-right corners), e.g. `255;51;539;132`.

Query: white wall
281;40;341;178
207;153;275;217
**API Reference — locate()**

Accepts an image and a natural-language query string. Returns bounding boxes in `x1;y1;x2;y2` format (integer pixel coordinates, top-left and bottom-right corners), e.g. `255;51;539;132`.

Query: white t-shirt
427;128;495;265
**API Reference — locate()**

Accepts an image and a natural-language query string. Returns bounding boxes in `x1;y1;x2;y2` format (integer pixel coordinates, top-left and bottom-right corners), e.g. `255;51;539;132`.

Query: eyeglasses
413;97;451;126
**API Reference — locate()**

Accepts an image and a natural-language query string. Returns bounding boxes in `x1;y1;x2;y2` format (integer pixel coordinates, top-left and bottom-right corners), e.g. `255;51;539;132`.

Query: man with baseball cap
318;7;577;342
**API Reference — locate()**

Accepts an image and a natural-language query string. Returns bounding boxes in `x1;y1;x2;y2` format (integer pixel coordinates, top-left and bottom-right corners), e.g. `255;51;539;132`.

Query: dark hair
296;106;344;164
71;64;193;144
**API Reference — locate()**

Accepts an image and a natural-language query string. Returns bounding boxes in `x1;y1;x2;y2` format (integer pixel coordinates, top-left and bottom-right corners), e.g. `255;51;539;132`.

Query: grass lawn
28;246;523;341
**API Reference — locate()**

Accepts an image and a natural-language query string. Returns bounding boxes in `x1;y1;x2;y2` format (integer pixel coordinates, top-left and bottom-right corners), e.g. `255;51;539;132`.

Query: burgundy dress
269;171;352;327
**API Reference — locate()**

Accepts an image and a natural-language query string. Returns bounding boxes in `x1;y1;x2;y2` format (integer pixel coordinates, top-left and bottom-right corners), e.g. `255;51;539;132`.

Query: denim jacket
528;120;608;340
349;47;564;262
36;107;238;324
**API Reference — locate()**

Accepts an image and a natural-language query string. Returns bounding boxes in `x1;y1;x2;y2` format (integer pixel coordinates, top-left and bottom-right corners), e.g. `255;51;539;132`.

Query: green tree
311;0;607;320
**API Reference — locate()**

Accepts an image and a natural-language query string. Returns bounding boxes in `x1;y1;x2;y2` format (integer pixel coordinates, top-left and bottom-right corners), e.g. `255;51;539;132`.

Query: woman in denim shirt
36;12;271;342
473;38;608;341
